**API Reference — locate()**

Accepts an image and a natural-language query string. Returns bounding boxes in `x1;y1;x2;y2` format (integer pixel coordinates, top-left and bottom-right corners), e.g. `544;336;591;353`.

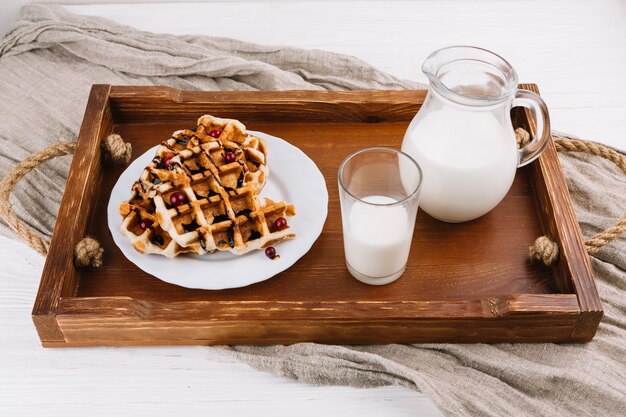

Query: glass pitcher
401;46;550;223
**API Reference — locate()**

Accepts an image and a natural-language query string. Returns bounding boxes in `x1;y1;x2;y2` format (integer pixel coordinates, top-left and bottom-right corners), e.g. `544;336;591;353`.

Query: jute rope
519;130;626;266
0;134;131;267
529;236;560;266
102;133;132;165
0;131;622;268
553;136;626;254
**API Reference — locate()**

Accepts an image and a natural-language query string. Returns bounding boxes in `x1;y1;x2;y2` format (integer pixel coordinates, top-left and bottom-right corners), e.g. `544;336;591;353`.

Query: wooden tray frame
32;84;602;347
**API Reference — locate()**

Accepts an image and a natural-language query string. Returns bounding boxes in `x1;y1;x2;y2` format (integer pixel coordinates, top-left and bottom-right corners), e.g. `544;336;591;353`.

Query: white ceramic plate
107;131;328;290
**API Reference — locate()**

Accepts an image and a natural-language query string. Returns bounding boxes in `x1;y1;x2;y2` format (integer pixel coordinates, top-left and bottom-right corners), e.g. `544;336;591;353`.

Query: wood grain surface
32;84;112;344
33;86;601;346
519;84;603;341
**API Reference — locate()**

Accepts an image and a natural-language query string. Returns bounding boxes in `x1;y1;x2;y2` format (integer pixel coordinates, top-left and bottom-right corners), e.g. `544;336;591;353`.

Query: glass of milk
338;148;423;285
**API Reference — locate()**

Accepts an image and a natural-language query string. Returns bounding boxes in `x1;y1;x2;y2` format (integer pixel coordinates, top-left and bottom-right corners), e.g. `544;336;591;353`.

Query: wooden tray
33;85;602;347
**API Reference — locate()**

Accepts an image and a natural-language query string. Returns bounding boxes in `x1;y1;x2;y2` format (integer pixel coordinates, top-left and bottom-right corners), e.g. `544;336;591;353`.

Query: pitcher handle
513;90;551;167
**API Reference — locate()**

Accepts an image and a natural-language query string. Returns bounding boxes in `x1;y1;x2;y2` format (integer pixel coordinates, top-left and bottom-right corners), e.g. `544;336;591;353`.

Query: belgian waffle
119;115;296;258
155;181;296;256
135;116;268;197
118;187;194;258
194;114;268;191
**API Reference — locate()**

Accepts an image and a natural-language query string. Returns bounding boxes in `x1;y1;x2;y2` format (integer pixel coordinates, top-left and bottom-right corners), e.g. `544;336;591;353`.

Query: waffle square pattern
119;115;296;258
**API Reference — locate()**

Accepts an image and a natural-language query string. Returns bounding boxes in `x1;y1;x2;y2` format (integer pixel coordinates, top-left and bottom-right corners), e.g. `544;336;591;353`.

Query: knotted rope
529;235;560;266
0;134;131;267
74;236;104;268
102;133;132;164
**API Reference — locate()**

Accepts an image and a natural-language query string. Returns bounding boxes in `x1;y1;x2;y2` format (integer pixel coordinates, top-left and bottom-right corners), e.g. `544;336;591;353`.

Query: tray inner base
77;121;563;303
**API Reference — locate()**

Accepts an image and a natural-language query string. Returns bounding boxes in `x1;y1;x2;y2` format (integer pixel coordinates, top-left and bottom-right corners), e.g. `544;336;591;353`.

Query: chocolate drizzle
236;209;252;219
237;158;251;173
212;214;229;223
248;230;261;241
223;186;238;194
135;180;146;194
188;166;205;175
153;157;165;169
199;232;207;250
227;227;235;248
182;219;200;233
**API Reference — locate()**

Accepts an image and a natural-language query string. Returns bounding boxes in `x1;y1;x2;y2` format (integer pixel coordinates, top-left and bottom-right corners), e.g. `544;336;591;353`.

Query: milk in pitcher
402;95;518;222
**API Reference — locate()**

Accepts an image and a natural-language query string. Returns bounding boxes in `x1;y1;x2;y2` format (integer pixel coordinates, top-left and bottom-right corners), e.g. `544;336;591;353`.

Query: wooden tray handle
0;134;131;267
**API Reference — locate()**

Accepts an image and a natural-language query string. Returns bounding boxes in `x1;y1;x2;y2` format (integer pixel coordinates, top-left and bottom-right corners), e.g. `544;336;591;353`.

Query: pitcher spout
421;46;519;107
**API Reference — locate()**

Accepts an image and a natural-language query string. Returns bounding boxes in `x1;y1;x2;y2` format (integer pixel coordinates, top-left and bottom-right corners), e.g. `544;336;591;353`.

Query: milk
401;100;518;222
343;195;413;284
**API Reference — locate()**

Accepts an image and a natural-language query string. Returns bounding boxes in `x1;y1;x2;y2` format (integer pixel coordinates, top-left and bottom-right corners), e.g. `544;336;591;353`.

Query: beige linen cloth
0;5;624;417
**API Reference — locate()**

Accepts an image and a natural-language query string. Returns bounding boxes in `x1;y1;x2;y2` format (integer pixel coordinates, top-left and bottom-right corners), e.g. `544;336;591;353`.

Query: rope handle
0;132;622;268
0;134;131;267
526;133;626;266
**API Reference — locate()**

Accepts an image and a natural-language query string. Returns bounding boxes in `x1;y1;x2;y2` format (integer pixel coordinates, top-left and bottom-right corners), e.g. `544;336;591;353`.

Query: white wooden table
1;1;625;416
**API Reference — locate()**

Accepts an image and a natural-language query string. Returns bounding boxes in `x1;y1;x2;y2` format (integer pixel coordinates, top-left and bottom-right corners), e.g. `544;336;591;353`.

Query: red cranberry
169;192;186;207
265;246;277;259
209;129;221;138
164;154;174;168
274;217;287;230
139;218;153;230
224;152;236;163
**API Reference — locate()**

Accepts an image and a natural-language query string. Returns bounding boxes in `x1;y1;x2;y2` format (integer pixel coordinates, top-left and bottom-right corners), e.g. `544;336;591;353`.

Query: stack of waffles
118;115;296;258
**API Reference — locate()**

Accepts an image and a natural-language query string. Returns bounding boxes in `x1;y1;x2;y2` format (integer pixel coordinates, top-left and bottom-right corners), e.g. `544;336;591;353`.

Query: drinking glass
338;147;423;285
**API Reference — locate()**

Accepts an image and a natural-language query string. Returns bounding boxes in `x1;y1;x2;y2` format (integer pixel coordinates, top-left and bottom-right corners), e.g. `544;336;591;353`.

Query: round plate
107;131;328;290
